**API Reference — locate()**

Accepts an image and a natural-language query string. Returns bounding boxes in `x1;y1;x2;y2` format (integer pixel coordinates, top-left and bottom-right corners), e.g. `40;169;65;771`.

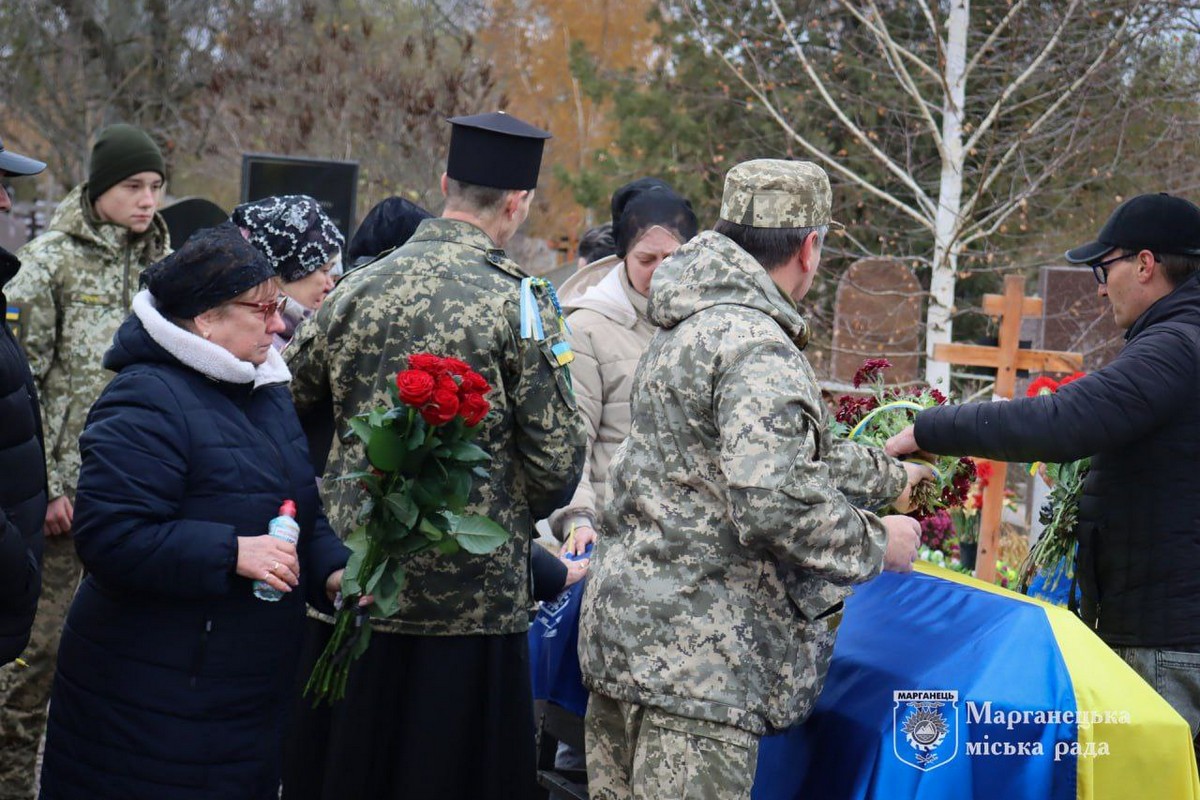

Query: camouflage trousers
0;537;81;799
585;692;760;800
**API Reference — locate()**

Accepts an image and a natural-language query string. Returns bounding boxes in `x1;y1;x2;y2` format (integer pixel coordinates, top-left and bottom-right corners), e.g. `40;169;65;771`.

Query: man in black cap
888;193;1200;753
0;124;169;795
0;136;47;670
283;112;585;798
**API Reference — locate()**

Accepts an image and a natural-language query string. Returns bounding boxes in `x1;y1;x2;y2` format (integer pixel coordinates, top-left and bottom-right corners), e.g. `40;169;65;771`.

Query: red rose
460;371;491;395
408;354;447;374
1026;376;1059;397
395;369;435;406
435;374;459;394
1058;371;1087;387
460;392;491;427
420;386;461;426
441;357;472;376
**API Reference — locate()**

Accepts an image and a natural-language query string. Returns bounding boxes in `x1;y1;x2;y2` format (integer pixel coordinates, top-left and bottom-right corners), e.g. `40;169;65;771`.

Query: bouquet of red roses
305;354;509;705
831;358;976;518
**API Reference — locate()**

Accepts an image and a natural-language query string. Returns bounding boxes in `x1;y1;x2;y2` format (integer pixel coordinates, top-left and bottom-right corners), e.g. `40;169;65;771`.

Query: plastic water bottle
253;500;300;602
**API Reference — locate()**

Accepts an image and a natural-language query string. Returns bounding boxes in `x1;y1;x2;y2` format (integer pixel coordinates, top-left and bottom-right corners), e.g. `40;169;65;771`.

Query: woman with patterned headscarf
232;195;344;349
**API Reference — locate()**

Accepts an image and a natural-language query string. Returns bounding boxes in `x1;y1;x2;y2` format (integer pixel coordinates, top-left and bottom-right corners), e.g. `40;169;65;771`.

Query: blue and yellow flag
753;564;1200;800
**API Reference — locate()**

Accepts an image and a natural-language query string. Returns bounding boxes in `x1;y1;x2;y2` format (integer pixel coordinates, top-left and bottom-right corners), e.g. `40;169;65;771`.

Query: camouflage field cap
719;159;842;230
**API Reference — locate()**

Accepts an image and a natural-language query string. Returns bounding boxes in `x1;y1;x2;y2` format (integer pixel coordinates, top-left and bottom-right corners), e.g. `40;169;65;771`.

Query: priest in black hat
282;112;586;799
887;192;1200;759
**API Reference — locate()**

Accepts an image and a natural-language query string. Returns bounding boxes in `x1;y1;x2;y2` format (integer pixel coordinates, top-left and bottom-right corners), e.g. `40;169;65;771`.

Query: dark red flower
408;354;448;374
460;371;491;395
1026;376;1059;397
459;392;491;427
420;386;460;425
834;394;878;425
441;357;472;376
929;388;947;405
395;369;435;407
852;358;892;389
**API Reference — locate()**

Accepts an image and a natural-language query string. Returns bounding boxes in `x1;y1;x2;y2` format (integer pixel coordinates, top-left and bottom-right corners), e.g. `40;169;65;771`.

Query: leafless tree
671;0;1200;386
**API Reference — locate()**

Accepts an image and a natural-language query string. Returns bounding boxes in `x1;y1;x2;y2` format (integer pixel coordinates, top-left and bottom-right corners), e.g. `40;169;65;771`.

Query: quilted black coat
0;246;45;665
915;272;1200;648
39;310;348;799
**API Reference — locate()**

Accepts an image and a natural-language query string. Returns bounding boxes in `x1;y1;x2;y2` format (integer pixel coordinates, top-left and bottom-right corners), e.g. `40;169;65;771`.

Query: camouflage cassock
578;229;907;741
286;217;586;636
0;184;168;799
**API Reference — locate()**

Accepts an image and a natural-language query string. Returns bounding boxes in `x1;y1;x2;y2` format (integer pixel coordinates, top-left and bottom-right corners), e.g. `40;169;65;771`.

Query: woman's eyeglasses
231;296;288;321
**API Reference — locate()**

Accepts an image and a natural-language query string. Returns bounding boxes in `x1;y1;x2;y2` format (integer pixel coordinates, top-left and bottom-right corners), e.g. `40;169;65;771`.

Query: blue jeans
1116;646;1200;759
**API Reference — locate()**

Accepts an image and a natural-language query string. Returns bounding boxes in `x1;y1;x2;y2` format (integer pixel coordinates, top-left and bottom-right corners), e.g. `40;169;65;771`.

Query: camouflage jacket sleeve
284;313;331;415
509;296;587;522
824;438;907;511
715;340;887;589
6;245;63;497
5;244;59;386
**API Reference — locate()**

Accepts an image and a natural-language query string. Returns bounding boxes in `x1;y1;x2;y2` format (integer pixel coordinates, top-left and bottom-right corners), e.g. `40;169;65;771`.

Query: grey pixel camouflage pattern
586;693;759;800
718;159;840;230
0;185;166;797
578;229;906;737
6;184;170;501
286;217;586;636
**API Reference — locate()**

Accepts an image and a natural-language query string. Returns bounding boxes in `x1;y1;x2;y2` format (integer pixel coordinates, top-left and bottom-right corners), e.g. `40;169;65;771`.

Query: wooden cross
932;275;1083;583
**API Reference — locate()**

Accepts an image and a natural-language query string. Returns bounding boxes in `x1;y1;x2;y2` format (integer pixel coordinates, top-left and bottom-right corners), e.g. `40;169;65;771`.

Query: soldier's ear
440;173;450;198
504;190;527;220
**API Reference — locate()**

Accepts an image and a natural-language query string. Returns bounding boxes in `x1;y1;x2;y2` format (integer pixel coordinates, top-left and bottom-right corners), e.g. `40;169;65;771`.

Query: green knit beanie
87;124;165;203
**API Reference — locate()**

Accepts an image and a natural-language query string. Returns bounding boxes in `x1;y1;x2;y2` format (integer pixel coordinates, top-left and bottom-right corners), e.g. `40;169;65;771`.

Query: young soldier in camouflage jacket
579;159;927;799
0;124;167;796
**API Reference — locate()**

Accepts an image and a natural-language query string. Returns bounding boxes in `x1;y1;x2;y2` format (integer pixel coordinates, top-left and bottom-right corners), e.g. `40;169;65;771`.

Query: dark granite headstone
241;153;359;241
1034;266;1123;371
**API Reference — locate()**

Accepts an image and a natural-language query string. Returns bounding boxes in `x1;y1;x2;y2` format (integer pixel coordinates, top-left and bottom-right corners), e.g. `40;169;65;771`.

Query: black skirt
282;617;539;800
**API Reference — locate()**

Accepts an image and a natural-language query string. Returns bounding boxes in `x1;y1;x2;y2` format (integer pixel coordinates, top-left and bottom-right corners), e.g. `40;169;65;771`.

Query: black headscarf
611;178;699;259
140;223;276;318
347;197;434;269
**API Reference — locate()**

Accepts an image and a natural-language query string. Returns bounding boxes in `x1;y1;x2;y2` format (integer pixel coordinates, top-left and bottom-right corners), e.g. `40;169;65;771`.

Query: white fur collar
132;290;292;387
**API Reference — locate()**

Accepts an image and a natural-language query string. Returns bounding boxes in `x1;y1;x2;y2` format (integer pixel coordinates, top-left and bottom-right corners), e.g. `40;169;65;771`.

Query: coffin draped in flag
753;564;1200;800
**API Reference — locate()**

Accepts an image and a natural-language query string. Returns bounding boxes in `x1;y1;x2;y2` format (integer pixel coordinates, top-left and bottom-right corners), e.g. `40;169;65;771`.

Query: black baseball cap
0;134;46;177
1065;192;1200;264
446;111;551;190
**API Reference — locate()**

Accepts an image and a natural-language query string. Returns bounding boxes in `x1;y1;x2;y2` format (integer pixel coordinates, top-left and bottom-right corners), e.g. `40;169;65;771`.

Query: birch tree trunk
927;0;970;389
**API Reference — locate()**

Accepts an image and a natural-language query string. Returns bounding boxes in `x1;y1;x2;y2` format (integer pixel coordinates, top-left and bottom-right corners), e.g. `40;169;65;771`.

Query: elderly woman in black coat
38;226;350;799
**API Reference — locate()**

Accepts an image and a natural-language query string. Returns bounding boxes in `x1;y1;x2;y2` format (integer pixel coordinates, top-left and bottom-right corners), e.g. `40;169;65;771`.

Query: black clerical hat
446;112;551;190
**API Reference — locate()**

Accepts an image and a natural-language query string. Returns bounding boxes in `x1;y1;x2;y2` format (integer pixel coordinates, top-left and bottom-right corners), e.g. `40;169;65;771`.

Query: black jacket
40;305;348;799
915;273;1200;648
0;246;46;665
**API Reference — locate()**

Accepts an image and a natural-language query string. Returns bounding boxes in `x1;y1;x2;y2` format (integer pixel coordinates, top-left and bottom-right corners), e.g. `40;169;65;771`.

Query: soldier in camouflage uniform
578;159;927;799
0;124;167;798
282;112;585;799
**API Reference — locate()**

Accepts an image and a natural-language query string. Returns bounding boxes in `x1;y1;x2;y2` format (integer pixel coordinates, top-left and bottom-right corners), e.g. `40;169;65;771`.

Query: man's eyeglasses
1089;253;1138;285
231;296;288;321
